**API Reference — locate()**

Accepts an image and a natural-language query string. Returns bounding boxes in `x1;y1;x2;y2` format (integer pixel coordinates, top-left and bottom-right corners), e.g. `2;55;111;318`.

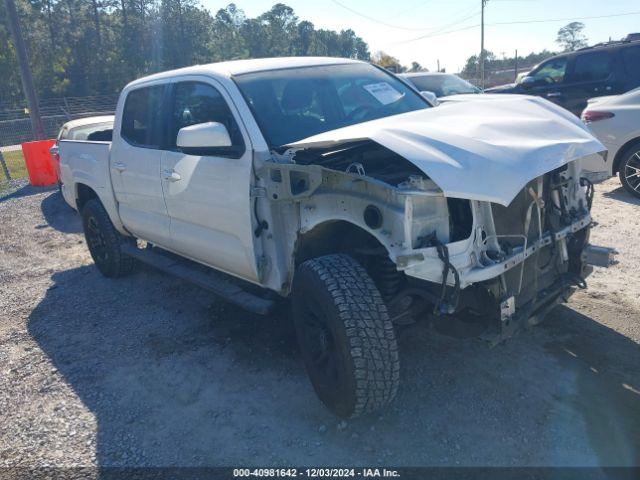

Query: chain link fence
0;144;28;195
0;94;118;148
461;64;537;89
0;94;118;194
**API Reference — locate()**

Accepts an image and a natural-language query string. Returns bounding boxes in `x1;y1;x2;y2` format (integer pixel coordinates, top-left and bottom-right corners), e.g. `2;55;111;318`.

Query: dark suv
485;39;640;116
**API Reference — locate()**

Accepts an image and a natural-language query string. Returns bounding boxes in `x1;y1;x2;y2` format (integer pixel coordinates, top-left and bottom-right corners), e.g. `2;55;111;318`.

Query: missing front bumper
486;276;581;346
487;243;617;346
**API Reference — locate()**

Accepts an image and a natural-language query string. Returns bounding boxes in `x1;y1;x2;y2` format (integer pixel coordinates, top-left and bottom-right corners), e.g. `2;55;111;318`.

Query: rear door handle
113;162;126;172
162;169;182;182
546;92;562;98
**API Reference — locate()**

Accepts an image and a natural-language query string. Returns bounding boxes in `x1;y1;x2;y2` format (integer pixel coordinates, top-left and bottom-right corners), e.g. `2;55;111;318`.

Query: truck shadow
39;189;82;233
0;183;57;203
28;265;640;467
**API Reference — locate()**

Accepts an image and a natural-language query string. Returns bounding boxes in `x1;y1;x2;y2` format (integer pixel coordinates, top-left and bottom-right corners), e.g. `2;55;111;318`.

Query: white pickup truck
59;57;615;418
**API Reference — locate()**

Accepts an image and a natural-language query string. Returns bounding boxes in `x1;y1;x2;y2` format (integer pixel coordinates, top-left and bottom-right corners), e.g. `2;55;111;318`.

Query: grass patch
1;150;27;180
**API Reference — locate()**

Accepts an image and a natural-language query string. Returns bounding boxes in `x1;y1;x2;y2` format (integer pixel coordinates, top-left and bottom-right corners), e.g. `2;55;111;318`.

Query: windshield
234;63;430;147
404;74;480;97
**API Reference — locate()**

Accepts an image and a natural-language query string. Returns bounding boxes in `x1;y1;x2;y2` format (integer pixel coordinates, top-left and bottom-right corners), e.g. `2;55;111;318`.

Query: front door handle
113;162;126;172
546;92;562;98
162;169;182;182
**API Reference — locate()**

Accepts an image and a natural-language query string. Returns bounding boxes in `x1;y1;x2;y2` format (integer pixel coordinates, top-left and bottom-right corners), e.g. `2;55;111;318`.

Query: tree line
369;21;591;81
460;22;590;80
460;50;556;79
0;1;370;105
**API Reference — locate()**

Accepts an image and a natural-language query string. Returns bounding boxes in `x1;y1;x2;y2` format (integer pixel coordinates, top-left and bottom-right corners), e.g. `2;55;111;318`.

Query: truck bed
58;140;111;209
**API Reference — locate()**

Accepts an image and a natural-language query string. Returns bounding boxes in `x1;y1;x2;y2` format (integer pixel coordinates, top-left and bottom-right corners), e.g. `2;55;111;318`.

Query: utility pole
4;0;45;140
480;0;487;89
437;59;440;72
514;49;518;82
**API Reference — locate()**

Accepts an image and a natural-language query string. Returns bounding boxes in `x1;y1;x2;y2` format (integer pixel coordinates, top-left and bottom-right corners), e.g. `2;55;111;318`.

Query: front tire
81;199;135;278
618;143;640;199
292;254;399;418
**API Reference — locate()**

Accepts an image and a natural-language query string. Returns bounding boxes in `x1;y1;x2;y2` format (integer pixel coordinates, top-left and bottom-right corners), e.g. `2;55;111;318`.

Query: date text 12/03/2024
233;468;401;477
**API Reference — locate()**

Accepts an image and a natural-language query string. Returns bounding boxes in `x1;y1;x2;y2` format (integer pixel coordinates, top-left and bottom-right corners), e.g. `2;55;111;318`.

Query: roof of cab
126;57;365;89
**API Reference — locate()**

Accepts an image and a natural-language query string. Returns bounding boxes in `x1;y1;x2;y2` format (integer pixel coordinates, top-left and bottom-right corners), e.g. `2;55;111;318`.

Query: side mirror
420;90;439;105
520;76;537;89
177;122;232;150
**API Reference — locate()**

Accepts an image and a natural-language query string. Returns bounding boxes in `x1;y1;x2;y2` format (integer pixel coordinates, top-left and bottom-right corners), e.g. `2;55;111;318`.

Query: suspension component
374;254;404;302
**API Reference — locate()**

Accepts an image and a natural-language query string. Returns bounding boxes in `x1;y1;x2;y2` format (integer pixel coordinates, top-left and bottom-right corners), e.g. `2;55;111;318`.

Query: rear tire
81;199;135;278
618;143;640;199
292;254;399;418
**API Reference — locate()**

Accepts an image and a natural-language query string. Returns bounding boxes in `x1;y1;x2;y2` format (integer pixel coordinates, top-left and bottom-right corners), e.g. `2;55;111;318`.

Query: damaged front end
258;98;617;343
407;161;617;345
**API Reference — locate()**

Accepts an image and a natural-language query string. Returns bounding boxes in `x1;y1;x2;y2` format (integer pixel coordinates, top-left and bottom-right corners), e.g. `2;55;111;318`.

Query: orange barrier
21;139;57;186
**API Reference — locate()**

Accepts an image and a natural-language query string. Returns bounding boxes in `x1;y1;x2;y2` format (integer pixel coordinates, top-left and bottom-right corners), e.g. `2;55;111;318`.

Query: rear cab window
69;123;113;141
121;85;165;148
57;126;69;141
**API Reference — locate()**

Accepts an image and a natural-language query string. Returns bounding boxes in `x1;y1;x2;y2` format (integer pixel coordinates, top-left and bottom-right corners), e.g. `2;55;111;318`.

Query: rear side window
121;85;165;148
622;46;640;84
569;52;612;82
167;81;245;157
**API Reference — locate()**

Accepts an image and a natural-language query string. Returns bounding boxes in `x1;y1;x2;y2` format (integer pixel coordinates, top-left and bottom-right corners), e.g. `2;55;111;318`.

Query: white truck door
110;84;172;246
160;79;259;283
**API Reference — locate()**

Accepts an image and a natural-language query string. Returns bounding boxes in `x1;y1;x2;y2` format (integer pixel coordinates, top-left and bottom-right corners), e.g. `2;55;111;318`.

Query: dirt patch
0;178;638;467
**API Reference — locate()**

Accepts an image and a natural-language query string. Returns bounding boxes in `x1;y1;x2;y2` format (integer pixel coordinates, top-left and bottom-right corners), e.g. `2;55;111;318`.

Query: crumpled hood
287;95;605;206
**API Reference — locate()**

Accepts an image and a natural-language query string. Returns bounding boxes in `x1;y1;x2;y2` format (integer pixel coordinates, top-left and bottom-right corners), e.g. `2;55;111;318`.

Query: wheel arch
75;183;100;212
613;137;640;174
80;195;135;278
293;219;391;268
74;182;128;236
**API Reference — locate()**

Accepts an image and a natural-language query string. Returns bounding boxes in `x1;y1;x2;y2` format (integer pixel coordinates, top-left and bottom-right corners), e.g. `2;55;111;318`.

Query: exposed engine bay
291;140;425;187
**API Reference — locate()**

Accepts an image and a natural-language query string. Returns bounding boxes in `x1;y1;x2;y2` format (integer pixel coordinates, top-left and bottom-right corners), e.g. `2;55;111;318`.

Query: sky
198;0;640;72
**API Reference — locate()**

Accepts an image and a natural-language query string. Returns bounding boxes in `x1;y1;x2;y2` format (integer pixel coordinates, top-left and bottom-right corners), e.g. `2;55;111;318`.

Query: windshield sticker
363;82;403;105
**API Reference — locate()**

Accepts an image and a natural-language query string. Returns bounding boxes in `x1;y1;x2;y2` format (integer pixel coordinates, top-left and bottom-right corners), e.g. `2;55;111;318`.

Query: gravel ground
0;178;639;468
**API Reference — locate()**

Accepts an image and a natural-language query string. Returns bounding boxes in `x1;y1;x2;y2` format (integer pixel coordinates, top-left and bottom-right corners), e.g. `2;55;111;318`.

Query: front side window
569;51;612;82
168;81;245;157
529;57;568;85
121;85;165;148
234;63;430;147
